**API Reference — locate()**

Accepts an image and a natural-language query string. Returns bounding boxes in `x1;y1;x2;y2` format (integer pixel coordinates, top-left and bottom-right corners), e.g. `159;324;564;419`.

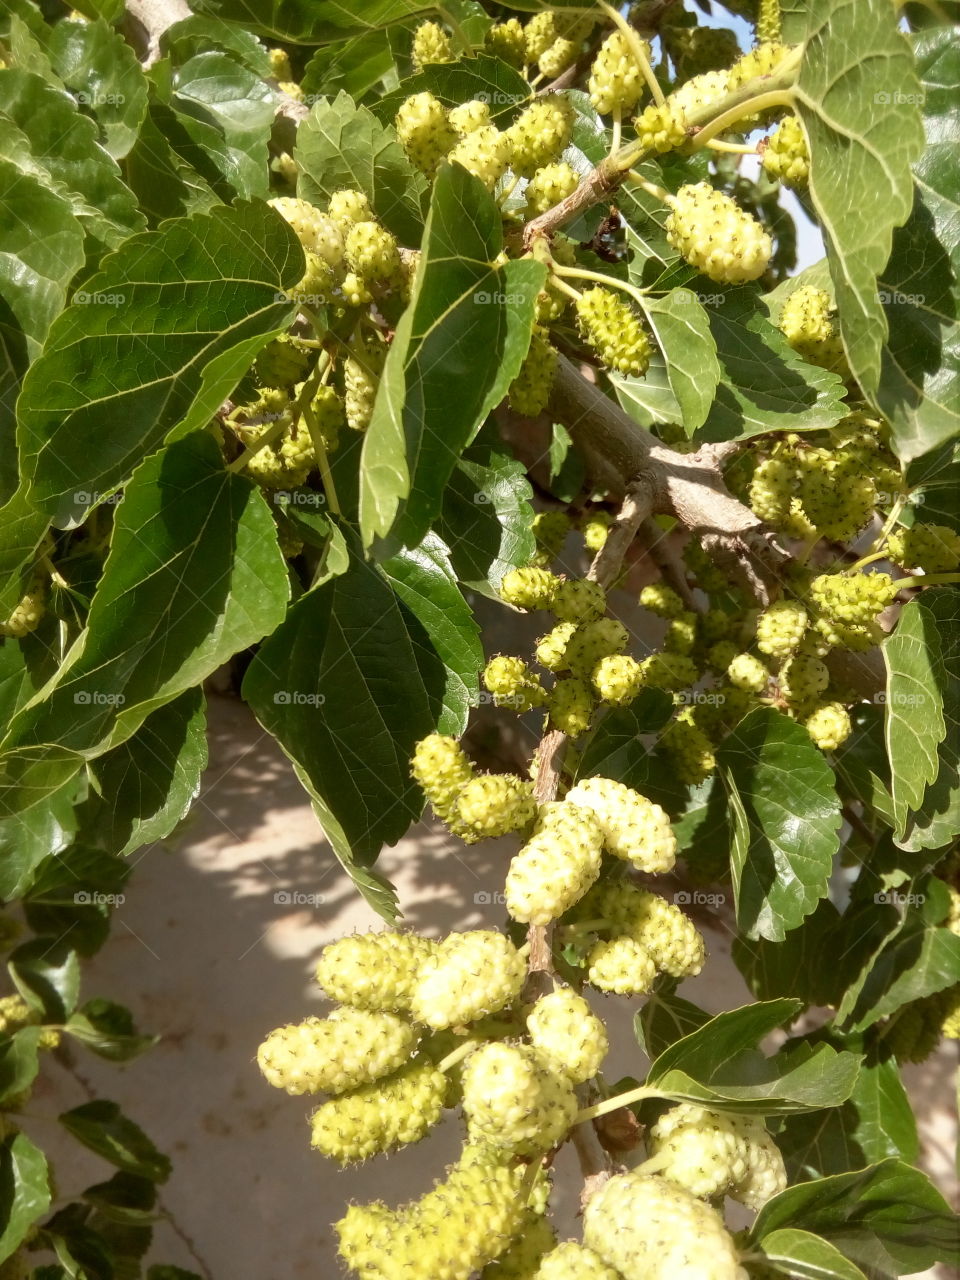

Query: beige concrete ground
22;693;957;1279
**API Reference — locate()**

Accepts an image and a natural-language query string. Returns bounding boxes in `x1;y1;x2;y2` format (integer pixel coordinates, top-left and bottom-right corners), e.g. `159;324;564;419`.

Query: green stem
691;89;795;150
575;1084;667;1122
300;396;341;518
436;5;473;55
437;1038;481;1073
707;139;759;155
856;494;906;563
625;170;670;204
225;413;289;474
846;550;888;574
897;573;960;590
552;261;650;312
609;105;622;157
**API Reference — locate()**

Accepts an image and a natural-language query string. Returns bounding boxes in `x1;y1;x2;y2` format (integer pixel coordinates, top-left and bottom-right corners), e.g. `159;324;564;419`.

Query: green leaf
193;0;433;43
371;54;532;129
243;534;463;918
794;0;925;397
123;99;222;222
8;938;81;1021
69;0;125;22
295;90;427;245
22;844;130;955
63;1000;156;1063
0;1131;50;1265
749;1159;960;1275
47;16;149;160
896;587;960;851
434;432;535;596
0;159;86;363
777;1043;918;1180
906;439;960;532
875;29;960;462
82;1171;157;1224
633;993;711;1062
59;1102;171;1183
717;708;842;942
0;776;80;900
574;692;676;784
610;355;684;429
882;593;946;835
0;1029;41;1106
16;200;300;527
732;899;845;1008
302;30;404;103
695;289;846;442
545;421;585;505
639;289;720;434
379;534;483;735
159;15;272;76
359;163;545;553
84;690;208;856
0;434;290;814
0;69;144;250
756;1228;869;1280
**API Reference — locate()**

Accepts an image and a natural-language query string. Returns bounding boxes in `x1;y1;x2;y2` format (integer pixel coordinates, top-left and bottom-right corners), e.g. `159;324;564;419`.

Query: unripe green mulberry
586;935;657;995
638;652;699;691
797;452;876;541
507;96;574;179
667;68;733;121
581;512;611;552
396;91;457;174
673;25;741;79
269;197;344;266
340;269;373;307
327;187;373;232
536;622;578;672
666;183;772;284
634;99;688;153
315;930;437;1012
525;162;579;216
575;287;651;377
708;640;740;673
532;510;571;565
486;18;526;68
748;455;795;526
449;125;512;191
526;988;608;1083
730;40;790;88
345;220;402;286
462;1041;578;1154
779;652;829;708
809;572;898;625
449;99;491;136
884;996;946;1064
539;36;579;78
412;20;455;70
411;733;475;822
589;31;650;116
762;115;809;188
525;11;559;62
664;613;698;654
509;331;558;416
301;382;345;452
583;1172;748;1280
501;566;560;611
254;335;310;389
548;677;595;737
592;654;645;706
410;930;526;1028
814;615;883;651
887;523;960;573
565;776;677;873
453;774;537;842
483;655;547;711
483;1215;557;1278
804;701;851;751
639;582;684;618
293;250;337;303
727;652;769;693
563;617;629;677
662;711;716;786
756;599;807;658
257;1008;418;1096
535;1243;622;1279
344;331;386;432
551;578;607;624
1;589;45;638
505;803;603;924
778;286;845;371
310;1059;447;1162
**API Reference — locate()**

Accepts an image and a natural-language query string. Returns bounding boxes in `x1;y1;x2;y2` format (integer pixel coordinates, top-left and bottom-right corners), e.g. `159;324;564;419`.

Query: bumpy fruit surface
449;124;511;191
509;330;558;416
563;618;629;677
486;18;526;67
484;655;547;711
257;1008;418;1096
411;733;475;822
526;988;608;1083
343;331;386;432
748;455;794;526
507;96;574;178
462;1042;578;1154
887;523;960;573
583;1172;748;1280
269;197;344;265
804;701;851;751
586;936;656;995
412;20;454;70
551;578;607;624
662;711;717;786
310;1060;447;1162
254;335;310;389
534;1243;621;1279
327;187;373;232
810;572;898;625
575;287;651;377
566;777;677;872
756;599;808;658
506;803;603;925
536;622;578;671
453;774;537;841
449;99;491;136
1;589;45;638
779;653;829;708
396;91;456;173
345;220;402;286
532;510;571;565
548;678;595;737
589;31;650;115
315;930;437;1012
666;183;772;284
634;99;688;153
539;36;579;78
639;582;684;618
778;286;845;370
762;115;809;187
525;11;559;61
615;883;705;978
483;1215;557;1278
501;567;560;611
727;652;769;693
649;1104;786;1209
592;654;645;706
525;162;580;215
410;930;526;1028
